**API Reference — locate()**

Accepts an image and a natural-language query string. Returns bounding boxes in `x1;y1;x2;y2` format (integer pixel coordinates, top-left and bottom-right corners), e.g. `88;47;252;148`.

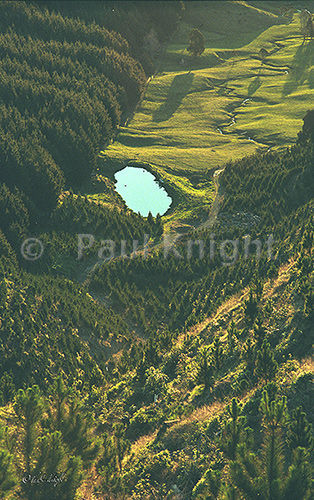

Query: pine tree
254;316;266;345
220;398;247;459
283;447;312;500
227;321;237;354
60;397;100;464
136;357;147;385
35;431;65;478
260;391;287;500
50;375;69;430
31;430;83;500
242;337;256;375
227;392;289;499
212;337;223;371
14;385;44;475
220;484;238;500
98;432;117;489
253;278;264;300
255;340;278;382
197;346;213;390
0;448;17;497
244;290;258;323
59;456;83;500
13;385;85;500
147;211;154;225
287;407;313;451
113;423;130;472
192;468;222;499
0;372;15;405
228;442;261;499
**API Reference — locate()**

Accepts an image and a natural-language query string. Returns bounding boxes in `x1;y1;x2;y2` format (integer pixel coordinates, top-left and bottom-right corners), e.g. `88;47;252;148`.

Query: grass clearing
99;2;314;226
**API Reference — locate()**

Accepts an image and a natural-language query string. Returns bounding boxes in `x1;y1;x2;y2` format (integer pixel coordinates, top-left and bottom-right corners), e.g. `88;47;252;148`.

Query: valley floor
98;1;314;229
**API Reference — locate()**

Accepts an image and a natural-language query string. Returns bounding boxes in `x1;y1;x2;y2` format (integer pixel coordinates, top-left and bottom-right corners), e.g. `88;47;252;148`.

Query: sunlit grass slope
99;1;313;225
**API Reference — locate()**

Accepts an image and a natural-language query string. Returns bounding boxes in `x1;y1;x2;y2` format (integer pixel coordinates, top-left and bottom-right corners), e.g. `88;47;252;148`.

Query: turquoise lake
114;166;172;217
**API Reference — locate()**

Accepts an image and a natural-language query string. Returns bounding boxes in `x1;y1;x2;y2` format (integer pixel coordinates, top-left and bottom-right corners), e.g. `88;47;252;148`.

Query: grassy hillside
99;1;314;227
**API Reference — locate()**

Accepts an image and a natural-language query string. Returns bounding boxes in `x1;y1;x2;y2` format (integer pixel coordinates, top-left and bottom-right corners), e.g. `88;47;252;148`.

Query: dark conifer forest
0;1;313;499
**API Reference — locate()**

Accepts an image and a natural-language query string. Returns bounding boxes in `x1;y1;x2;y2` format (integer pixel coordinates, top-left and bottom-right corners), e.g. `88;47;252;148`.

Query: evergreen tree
197;346;213;390
35;431;65;478
0;448;17;497
242;337;256;375
260;391;287;499
227;321;237;354
300;109;314;142
59;456;83;500
283;447;312;500
14;385;44;475
253;278;264;300
227;392;289;499
254;316;266;345
0;372;15;406
50;375;69;430
255;340;278;383
228;442;261;499
220;398;247;459
113;423;130;472
147;211;154;225
220;484;238;500
287;407;313;451
192;468;222;499
60;397;101;464
244;290;258;323
212;337;223;371
32;431;83;500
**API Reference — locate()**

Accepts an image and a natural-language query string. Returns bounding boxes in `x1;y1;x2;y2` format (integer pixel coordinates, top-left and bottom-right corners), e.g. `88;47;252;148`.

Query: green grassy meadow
99;1;314;226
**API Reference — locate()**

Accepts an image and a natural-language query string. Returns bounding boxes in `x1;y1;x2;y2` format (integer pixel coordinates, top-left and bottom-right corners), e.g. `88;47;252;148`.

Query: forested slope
0;0;167;266
0;0;145;193
0;2;180;497
36;0;182;74
0;0;167;393
0;109;312;497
